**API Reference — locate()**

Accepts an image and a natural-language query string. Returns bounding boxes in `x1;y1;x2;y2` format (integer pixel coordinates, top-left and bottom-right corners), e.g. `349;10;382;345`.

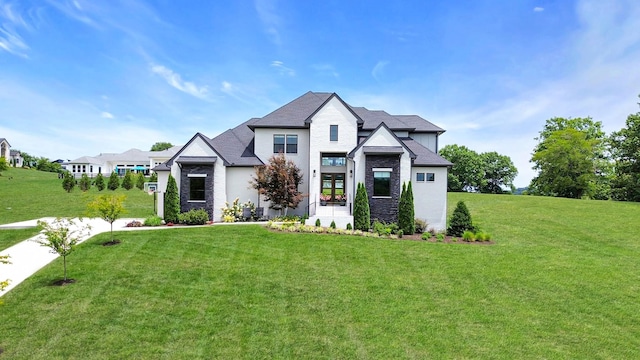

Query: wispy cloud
371;60;389;81
150;64;210;100
0;2;31;57
533;7;544;12
44;0;98;28
312;64;339;79
270;60;295;76
255;0;282;45
101;111;114;119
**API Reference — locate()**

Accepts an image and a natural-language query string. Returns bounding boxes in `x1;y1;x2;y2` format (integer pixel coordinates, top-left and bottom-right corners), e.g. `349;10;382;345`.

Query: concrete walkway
0;217;145;297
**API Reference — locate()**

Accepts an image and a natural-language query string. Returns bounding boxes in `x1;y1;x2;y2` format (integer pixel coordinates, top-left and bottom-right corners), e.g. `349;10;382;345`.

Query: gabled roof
248;92;333;129
208;118;264;166
402;139;453;167
0;138;9;146
348;122;416;159
9;149;21;156
69;155;102;164
164;133;221;166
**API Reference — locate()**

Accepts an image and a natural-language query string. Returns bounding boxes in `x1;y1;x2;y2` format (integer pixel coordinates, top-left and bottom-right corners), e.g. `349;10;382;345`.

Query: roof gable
165;133;223;166
348;122;416;159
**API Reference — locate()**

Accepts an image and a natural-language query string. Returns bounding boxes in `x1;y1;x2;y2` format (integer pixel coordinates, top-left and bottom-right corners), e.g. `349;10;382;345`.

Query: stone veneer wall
179;164;215;219
365;155;400;224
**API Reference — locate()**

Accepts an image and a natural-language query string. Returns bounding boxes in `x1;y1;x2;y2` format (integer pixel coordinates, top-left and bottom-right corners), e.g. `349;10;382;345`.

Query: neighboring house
154;92;452;230
68;146;181;178
0;138;10;162
9;150;23;167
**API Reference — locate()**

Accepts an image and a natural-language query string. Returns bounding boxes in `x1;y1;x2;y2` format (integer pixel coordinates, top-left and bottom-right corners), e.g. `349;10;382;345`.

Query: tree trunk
63;255;67;281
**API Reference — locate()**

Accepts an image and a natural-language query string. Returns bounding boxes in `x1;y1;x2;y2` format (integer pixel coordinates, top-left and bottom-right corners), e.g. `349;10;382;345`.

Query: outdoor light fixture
313;169;316;177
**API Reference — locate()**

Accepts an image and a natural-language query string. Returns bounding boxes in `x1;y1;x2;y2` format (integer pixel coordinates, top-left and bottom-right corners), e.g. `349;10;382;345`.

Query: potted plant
335;194;347;206
320;193;331;206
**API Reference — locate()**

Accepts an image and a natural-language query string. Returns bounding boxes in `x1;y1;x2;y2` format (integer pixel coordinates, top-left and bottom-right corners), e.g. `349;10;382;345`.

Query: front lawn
0;228;40;252
1;193;639;360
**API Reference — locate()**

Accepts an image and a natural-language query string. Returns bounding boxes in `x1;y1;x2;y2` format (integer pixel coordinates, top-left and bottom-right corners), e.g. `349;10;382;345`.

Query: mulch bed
102;239;121;246
51;279;76;286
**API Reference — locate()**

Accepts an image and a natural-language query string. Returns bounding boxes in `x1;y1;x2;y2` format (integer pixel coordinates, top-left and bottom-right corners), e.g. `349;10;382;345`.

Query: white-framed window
274;134;298;154
373;169;392;197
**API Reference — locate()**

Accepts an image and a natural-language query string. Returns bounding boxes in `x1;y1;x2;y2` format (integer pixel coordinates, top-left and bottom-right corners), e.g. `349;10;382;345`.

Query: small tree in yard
88;195;126;245
35;218;91;283
447;201;475;237
108;172;120;190
95;173;105;191
251;153;303;216
164;174;180;224
353;182;371;231
136;172;145;190
62;171;75;192
121;170;134;190
398;182;415;235
0;157;8;173
79;173;91;192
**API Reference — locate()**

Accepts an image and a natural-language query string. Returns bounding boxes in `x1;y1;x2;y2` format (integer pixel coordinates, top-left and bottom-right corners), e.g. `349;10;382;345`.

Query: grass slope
1;193;640;358
0;228;40;252
0;167;154;224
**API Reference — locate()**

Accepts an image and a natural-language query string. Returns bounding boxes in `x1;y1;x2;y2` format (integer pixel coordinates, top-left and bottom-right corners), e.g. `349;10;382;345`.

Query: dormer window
330;125;338;141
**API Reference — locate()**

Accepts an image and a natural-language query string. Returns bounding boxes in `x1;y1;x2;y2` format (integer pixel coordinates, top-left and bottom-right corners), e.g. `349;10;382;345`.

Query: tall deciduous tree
610;100;640;201
150;142;173;151
107;172;120;190
480;152;518;194
251;153;303;215
530;128;597;198
440;145;483;192
35;218;91;282
353;182;370;231
164;174;180;224
88;195;125;244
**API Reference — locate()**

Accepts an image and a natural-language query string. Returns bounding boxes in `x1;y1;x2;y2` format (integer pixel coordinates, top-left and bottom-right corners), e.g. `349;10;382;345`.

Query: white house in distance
154;92;452;230
68;146;181;178
0;138;10;162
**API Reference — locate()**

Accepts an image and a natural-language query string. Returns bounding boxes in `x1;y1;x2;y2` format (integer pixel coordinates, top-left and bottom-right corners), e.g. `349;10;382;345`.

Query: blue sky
1;0;639;187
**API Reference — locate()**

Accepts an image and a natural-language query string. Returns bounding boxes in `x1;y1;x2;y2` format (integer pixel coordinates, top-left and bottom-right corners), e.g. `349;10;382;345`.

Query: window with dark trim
426;173;435;182
416;173;425;182
189;177;206;201
330;125;338;141
274;134;298;154
373;171;391;196
273;134;285;153
286;135;298;153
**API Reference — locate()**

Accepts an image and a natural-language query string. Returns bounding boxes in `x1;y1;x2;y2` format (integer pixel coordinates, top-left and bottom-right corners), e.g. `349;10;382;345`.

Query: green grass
1;193;640;358
0;167;155;224
0;227;40;251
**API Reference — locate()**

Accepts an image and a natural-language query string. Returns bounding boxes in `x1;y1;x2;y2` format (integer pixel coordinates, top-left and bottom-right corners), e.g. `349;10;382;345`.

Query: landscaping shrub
414;218;427;233
164;174;180;224
136;172;145;190
447;201;476;237
94;173;105;191
346;223;352;230
178;209;209;225
353;182;370;231
476;232;492;242
398;182;415;235
79;173;91;192
122;170;134;190
372;220;399;236
62;171;75;193
330;220;336;229
436;233;446;241
462;230;476;242
421;233;431;240
315;218;321;227
107;172;120;190
143;215;163;226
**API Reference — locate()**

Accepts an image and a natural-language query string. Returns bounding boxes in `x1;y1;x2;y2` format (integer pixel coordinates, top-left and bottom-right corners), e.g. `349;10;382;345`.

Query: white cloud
101;111;114;119
150;64;209;100
312;64;339;79
270;60;295;76
371;61;389;81
533;7;544;12
0;2;31;57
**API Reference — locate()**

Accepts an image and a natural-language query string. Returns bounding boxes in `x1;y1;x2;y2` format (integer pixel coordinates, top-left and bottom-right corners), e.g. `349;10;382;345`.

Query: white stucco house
0;138;10;163
68;146;181;178
154;92;452;230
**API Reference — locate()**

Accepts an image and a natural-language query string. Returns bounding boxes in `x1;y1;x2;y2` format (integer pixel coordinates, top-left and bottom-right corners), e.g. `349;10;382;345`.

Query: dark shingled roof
402;139;453;167
208;118;264;167
249;92;334;129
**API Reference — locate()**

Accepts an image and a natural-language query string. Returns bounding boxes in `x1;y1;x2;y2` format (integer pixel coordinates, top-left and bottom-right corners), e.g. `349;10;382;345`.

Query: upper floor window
330;125;338;141
274;134;298;154
416;172;435;182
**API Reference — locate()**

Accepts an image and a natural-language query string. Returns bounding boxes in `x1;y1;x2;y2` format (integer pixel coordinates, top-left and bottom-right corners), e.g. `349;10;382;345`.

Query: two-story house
154;92;452;230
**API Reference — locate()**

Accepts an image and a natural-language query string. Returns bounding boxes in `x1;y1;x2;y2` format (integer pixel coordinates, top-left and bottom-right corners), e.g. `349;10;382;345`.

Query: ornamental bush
447;201;476;237
353;183;370;231
178;209;209;225
164;174;180;224
121;170;134;190
94;173;105;191
398;182;415;235
107;172;120;190
136;172;145;190
62;171;75;193
79;173;91;192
